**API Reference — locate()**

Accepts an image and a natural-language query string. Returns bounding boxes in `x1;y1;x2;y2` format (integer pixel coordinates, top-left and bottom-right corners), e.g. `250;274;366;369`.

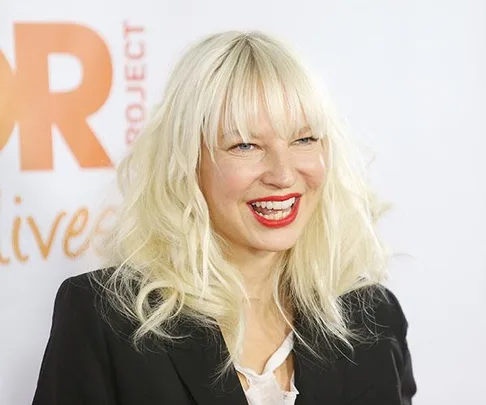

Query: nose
260;147;297;189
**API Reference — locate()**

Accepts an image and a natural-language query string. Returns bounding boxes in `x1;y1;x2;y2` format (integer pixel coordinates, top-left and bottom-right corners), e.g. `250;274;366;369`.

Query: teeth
255;207;292;220
251;197;296;211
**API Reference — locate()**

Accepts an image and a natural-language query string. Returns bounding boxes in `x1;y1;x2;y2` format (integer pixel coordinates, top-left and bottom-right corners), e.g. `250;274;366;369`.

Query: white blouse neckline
234;332;299;405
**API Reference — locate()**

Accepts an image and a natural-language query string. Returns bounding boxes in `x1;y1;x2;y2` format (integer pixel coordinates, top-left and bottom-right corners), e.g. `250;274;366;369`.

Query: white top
234;332;299;405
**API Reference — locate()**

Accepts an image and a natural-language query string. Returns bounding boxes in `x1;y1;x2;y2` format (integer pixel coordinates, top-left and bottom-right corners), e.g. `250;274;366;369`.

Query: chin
255;237;299;253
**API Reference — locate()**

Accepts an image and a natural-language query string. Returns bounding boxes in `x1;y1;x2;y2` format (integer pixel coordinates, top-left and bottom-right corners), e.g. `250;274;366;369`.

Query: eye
231;143;257;152
293;136;319;145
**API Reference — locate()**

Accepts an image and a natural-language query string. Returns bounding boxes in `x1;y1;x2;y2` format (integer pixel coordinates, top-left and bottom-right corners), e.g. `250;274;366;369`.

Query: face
198;109;327;260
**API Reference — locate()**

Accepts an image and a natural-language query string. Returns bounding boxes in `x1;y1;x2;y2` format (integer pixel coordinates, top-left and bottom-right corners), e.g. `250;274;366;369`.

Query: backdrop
1;1;485;404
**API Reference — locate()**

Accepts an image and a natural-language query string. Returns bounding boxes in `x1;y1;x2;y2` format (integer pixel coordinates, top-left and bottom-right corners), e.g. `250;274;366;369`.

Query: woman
32;31;416;404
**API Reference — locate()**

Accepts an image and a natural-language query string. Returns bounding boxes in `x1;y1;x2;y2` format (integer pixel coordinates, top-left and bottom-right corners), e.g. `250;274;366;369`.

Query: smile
247;195;301;228
250;197;296;219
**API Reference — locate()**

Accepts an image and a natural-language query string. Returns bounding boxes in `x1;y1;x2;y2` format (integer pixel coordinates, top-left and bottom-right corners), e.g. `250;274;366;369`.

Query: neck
225;245;285;304
224;245;294;342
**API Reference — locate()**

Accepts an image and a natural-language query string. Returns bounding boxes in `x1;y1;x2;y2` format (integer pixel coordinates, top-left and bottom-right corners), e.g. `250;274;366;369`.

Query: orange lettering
0;251;10;265
90;205;116;256
63;208;90;258
0;191;11;264
27;212;66;259
0;23;114;171
0;235;11;264
0;52;17;152
12;217;28;262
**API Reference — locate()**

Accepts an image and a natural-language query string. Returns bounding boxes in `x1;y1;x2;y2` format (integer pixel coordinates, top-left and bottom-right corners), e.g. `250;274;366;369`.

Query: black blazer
32;271;417;405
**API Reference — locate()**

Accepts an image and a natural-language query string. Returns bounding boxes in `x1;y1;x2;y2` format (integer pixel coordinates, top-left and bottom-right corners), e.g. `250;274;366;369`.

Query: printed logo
0;23;113;171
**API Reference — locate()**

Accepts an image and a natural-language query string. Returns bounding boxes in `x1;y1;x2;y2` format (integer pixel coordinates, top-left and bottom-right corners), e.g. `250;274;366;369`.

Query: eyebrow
297;125;311;135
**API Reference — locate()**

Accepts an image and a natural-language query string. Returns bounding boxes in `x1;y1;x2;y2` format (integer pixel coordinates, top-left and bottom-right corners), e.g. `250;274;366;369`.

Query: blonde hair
94;30;389;373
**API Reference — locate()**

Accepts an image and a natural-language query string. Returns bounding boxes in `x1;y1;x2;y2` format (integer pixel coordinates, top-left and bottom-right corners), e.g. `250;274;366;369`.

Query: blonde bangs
201;35;327;154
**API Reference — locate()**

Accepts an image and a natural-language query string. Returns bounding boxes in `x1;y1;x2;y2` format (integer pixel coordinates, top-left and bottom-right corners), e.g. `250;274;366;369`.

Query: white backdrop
1;1;485;404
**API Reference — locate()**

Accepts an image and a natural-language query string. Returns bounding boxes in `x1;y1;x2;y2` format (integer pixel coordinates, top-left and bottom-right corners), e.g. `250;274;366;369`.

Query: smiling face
198;108;327;259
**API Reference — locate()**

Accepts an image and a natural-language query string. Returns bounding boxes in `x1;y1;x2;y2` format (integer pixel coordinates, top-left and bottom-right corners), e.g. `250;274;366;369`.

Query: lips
247;195;301;228
247;192;302;204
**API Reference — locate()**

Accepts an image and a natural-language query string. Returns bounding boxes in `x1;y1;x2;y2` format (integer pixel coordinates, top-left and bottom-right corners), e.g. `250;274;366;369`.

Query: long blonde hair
94;30;389;373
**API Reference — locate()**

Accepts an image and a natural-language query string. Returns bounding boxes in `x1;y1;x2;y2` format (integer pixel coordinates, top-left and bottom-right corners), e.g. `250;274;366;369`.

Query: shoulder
340;283;409;343
56;268;108;294
51;267;136;340
338;284;417;400
53;268;113;314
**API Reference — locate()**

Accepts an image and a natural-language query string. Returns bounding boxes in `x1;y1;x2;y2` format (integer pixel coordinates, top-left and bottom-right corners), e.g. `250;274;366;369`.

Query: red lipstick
247;193;301;204
247;193;301;229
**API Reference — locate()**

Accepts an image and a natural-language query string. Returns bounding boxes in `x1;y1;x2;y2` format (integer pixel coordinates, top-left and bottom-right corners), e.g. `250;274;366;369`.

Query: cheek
300;154;327;189
223;172;257;200
207;163;258;204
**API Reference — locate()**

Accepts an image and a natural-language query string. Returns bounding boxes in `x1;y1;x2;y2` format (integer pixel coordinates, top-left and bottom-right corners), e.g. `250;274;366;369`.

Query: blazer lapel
293;342;348;404
293;311;348;404
165;310;354;405
166;319;248;405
